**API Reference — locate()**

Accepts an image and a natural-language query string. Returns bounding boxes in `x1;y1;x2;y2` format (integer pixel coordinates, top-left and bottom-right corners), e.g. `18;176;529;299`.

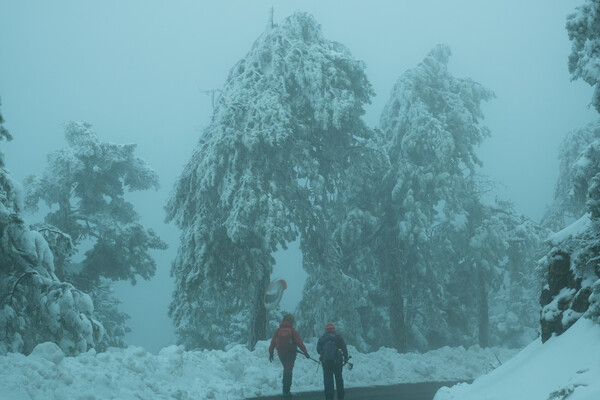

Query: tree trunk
477;269;489;348
248;272;269;350
389;271;407;352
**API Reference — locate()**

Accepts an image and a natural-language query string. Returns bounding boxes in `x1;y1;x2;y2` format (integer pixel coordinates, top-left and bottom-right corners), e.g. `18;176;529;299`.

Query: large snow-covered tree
167;12;377;349
379;44;497;350
0;103;104;355
24;122;166;347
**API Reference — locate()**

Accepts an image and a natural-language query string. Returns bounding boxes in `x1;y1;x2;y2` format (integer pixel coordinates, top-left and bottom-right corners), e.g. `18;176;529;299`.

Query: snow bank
434;317;600;400
0;337;517;400
547;213;591;246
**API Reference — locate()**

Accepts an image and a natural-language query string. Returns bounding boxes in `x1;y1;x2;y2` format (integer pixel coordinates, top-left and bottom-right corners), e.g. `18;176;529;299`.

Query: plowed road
246;380;463;399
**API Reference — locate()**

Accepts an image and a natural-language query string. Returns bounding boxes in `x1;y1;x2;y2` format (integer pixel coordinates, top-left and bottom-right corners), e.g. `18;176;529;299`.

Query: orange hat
325;323;335;333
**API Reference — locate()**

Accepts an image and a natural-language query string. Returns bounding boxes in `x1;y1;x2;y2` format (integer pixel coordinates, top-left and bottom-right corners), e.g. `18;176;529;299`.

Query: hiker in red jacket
268;313;310;397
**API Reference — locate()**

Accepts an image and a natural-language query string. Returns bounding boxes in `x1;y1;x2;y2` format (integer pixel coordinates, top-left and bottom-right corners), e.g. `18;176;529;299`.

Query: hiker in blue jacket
317;323;349;400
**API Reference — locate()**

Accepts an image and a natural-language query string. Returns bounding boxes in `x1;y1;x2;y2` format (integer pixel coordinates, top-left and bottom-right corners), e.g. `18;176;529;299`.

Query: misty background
0;0;597;352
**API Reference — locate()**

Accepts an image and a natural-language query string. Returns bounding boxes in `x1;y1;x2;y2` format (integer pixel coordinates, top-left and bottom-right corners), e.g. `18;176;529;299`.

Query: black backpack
322;334;340;363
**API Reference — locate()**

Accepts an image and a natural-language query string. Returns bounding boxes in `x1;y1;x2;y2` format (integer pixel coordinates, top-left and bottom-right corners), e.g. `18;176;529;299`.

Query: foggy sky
1;0;597;352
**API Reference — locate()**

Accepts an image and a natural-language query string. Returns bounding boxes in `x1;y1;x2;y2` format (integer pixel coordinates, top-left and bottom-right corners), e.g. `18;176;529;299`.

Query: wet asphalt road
245;381;462;400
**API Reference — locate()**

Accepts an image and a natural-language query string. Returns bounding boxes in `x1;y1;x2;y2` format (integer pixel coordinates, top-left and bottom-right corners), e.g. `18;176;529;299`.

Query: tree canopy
167;12;376;349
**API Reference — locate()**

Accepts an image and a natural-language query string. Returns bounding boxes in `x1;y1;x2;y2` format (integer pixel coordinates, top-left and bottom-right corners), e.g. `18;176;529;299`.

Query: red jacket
268;320;308;355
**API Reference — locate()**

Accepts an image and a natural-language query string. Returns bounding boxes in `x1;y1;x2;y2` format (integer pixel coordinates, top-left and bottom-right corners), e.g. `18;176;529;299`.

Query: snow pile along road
0;337;517;400
434;317;600;400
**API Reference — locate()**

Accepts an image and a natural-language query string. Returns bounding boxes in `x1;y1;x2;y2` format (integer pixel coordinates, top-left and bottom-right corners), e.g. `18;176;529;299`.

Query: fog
1;0;597;352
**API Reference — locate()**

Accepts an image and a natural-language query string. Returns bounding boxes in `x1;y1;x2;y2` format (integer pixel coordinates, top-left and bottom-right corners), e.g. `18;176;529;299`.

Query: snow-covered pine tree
24;122;166;348
542;120;600;230
567;0;600;113
540;129;600;336
455;200;548;348
0;103;104;355
485;203;548;347
166;12;376;350
539;2;600;339
379;44;495;351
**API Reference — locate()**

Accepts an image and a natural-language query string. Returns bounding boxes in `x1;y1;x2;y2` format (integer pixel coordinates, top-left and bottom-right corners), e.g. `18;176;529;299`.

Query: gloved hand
304;352;310;359
269;352;274;362
344;356;349;364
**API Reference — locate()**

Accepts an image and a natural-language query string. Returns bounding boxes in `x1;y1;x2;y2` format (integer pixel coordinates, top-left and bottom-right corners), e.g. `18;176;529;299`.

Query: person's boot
282;371;293;397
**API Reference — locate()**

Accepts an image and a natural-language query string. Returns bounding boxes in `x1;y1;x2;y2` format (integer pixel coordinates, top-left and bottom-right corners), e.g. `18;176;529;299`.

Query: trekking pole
343;356;353;371
296;349;321;373
296;349;320;364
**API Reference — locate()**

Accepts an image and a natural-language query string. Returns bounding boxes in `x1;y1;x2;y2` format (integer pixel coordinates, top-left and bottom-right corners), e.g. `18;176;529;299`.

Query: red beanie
325;323;335;333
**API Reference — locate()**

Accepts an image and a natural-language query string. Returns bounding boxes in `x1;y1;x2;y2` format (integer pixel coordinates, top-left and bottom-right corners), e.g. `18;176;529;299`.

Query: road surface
246;380;463;400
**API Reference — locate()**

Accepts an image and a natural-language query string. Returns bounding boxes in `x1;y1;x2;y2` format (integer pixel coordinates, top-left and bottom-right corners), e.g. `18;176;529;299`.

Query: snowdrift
434;317;600;400
0;337;517;400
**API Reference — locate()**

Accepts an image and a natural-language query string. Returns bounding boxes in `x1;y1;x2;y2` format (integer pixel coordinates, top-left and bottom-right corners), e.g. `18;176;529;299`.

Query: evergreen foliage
484;203;549;347
0;99;12;168
379;44;544;350
0;105;104;355
0;99;12;144
24;122;166;347
2;7;596;357
542;125;600;329
538;0;600;336
297;133;390;351
168;22;548;352
380;44;495;350
567;0;600;113
167;12;376;349
543;121;600;229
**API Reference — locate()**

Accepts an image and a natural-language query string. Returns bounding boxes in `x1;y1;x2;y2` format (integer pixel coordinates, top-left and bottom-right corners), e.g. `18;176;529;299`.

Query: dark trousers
322;360;344;400
279;352;297;394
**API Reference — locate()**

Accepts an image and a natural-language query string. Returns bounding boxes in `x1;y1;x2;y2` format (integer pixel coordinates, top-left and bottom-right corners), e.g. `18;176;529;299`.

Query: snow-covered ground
434;317;600;400
0;337;517;400
5;319;599;400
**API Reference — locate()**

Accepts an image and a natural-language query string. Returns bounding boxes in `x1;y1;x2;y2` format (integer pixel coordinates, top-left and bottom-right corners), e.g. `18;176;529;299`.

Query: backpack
322;334;339;362
275;328;294;354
